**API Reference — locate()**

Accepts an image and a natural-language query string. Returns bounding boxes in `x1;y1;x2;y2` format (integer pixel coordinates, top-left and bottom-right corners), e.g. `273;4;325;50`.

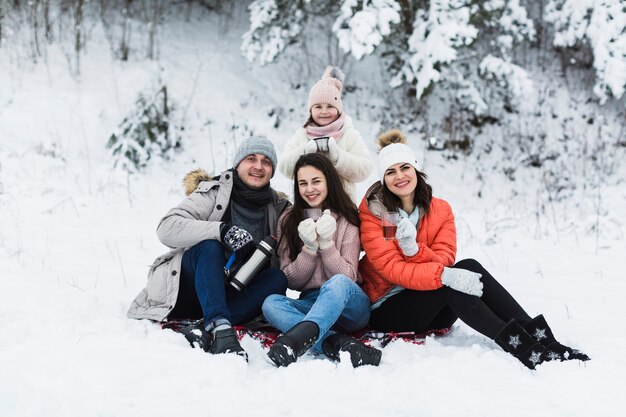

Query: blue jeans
171;240;287;328
262;274;371;353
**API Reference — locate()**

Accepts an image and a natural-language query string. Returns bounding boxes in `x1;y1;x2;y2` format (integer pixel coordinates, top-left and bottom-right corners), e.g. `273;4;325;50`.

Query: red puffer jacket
358;184;457;303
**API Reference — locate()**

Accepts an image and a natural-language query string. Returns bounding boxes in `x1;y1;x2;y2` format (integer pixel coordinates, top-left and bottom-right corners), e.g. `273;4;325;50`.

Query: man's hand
220;223;255;260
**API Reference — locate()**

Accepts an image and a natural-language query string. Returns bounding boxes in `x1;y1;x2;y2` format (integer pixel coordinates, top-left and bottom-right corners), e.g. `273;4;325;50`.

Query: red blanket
162;319;450;349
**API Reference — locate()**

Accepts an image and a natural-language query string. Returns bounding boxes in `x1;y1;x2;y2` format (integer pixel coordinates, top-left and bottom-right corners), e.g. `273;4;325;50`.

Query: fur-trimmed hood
182;168;213;196
182;168;289;200
127;167;292;323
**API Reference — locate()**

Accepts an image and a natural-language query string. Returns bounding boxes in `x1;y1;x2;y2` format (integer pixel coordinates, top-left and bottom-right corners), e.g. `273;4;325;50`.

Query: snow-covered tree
378;0;535;103
333;0;401;61
241;0;537;108
474;0;535;109
479;55;533;104
387;0;478;99
107;85;182;173
0;2;5;46
241;0;307;66
545;0;626;104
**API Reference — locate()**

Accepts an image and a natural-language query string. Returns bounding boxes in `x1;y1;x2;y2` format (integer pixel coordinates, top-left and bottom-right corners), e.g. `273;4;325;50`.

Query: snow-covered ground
1;12;625;417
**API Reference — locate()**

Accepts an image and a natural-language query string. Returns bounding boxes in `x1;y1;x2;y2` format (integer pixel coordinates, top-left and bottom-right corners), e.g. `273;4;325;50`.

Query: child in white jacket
278;66;373;201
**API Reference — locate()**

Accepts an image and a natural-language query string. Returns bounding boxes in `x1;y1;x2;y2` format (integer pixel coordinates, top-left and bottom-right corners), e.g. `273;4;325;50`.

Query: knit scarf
231;171;274;208
305;113;346;140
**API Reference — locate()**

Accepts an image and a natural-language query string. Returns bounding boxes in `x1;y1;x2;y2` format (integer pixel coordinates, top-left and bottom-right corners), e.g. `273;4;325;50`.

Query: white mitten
441;267;483;297
327;137;339;163
304;140;318;154
315;209;336;249
395;218;418;257
298;218;319;253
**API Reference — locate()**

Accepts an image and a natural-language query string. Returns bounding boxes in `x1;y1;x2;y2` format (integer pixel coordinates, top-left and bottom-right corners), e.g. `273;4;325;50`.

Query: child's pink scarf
305;114;346;140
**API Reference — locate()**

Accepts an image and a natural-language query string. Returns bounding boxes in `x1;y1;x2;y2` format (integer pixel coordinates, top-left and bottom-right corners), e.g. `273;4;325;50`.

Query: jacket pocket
146;251;176;305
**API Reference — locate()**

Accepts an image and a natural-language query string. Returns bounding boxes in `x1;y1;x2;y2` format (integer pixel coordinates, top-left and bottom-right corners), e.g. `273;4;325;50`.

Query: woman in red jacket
359;129;589;369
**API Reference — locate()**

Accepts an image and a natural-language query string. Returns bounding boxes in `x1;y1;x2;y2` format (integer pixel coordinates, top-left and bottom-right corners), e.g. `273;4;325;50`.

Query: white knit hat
376;130;420;184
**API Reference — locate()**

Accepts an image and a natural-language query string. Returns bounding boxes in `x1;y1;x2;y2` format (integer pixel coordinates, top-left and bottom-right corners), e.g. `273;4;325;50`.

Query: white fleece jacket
278;116;373;201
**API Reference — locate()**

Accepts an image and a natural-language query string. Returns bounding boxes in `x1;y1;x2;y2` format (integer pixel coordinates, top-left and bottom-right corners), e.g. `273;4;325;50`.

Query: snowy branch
332;0;401;60
545;0;626;103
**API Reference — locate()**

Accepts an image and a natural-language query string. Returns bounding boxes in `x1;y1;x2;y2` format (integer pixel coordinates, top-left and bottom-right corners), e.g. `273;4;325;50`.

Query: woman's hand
298;218;319;253
316;209;336;249
396;218;419;257
441;267;483;297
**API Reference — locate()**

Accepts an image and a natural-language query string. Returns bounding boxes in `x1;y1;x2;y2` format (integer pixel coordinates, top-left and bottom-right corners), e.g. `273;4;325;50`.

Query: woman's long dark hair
381;168;433;215
280;153;359;261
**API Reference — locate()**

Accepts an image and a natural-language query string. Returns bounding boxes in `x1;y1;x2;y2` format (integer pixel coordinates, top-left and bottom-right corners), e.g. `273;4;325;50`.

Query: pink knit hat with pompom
307;66;344;114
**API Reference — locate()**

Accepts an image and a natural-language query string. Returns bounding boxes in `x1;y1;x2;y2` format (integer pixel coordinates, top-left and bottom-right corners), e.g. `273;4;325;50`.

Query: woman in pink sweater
263;153;381;367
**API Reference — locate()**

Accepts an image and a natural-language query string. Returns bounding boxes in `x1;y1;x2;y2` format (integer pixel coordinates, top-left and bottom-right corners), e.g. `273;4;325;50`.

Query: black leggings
369;259;532;339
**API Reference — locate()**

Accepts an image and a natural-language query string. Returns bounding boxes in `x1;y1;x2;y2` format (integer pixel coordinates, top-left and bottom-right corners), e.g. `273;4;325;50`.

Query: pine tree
107;84;182;173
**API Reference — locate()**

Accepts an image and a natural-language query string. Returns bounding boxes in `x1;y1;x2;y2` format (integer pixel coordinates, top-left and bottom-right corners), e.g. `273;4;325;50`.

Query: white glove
441;267;483;297
304;140;318;154
395;217;418;257
315;209;336;250
298;218;319;253
327;137;339;163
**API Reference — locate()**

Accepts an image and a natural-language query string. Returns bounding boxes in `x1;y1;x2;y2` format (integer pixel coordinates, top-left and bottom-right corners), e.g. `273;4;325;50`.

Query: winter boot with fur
494;319;550;369
267;321;319;367
210;327;248;361
322;333;382;367
523;315;590;362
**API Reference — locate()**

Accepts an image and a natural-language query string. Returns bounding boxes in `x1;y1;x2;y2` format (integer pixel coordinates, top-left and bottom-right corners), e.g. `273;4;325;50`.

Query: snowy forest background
0;1;625;416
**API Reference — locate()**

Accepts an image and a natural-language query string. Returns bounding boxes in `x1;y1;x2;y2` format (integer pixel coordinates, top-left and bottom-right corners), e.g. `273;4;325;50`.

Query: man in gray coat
127;136;290;360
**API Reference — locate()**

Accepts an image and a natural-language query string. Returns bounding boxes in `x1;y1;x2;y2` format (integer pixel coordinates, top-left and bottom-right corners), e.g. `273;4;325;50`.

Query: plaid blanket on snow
161;319;450;349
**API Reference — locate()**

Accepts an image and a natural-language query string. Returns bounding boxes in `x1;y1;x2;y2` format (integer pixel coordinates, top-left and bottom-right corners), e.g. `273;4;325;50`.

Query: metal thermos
228;236;277;291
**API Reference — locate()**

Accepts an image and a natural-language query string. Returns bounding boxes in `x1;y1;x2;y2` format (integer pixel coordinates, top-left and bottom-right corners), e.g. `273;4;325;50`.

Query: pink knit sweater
277;210;362;292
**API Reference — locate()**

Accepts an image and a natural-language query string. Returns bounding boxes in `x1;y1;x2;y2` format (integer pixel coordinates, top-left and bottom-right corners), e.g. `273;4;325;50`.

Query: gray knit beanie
232;136;278;178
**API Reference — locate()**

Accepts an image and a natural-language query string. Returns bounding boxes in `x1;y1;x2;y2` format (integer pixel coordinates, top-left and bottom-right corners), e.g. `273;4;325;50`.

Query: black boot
523;315;590;362
267;321;319;367
210;327;248;361
181;324;213;352
322;333;382;367
494;319;550;369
